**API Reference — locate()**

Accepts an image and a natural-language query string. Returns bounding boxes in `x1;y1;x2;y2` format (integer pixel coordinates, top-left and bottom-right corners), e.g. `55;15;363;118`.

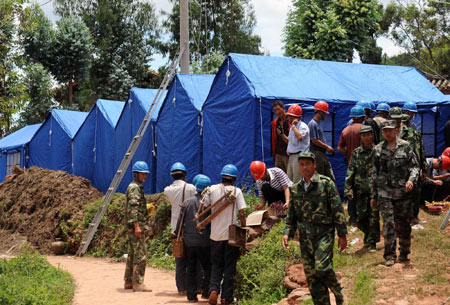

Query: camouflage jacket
125;180;149;230
284;173;347;238
400;124;427;172
344;144;373;198
370;139;419;200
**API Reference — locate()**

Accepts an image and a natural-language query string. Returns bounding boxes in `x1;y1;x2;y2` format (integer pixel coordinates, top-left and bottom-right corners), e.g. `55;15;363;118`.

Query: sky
39;0;403;68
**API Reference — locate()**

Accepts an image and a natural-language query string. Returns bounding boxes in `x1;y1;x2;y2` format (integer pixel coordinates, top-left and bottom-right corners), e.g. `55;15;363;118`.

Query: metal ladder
76;44;187;256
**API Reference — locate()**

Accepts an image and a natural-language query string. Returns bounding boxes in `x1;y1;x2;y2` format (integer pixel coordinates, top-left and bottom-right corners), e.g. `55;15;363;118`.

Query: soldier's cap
298;151;316;161
401;114;410;122
360;125;373;134
381;120;397;129
389;106;403;118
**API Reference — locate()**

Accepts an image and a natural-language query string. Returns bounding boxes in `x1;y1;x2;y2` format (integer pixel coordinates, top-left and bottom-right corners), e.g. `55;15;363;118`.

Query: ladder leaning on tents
75;44;187;257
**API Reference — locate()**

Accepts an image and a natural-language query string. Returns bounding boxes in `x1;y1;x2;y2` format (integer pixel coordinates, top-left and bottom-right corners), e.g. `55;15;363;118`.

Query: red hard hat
442;147;450;158
442;156;450;171
249;161;266;180
314;101;329;114
287;104;302;117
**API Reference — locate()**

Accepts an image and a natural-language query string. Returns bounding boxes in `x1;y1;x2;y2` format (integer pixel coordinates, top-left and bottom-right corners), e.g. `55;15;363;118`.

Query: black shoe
398;254;409;262
188;297;198;303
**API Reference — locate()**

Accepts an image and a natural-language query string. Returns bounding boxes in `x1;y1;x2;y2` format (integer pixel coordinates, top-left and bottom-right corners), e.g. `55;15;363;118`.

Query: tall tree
0;0;28;137
384;0;450;75
163;0;261;63
19;63;55;127
283;0;384;63
54;0;161;100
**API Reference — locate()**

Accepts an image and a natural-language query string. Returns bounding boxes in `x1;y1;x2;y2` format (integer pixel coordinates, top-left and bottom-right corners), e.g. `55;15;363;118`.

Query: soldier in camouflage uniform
370;120;419;266
344;126;380;252
124;161;152;292
283;152;347;305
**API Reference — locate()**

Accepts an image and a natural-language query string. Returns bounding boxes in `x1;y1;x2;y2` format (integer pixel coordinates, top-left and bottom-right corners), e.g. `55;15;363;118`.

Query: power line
39;0;52;7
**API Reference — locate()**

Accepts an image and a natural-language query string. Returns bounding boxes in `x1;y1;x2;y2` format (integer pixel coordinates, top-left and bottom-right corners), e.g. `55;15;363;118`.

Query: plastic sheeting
0;124;41;182
28;109;88;174
114;88;167;193
73;99;124;192
156;74;214;192
202;53;447;193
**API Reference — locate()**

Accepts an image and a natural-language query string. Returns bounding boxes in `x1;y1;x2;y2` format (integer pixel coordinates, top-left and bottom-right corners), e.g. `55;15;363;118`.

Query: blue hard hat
376;102;390;112
194;174;211;191
132;161;150;173
356;100;375;111
349;105;365;118
403;102;418;113
220;164;238;178
170;162;186;173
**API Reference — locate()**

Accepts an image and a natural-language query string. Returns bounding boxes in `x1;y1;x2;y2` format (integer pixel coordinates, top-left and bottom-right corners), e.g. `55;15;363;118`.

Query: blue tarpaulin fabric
73;99;124;192
28;109;88;174
114;88;167;193
202;53;447;194
156;74;214;192
0;123;41;182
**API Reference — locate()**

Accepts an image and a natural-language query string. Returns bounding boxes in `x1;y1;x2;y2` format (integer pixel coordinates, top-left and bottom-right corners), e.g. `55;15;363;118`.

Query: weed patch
349;268;376;305
0;251;75;305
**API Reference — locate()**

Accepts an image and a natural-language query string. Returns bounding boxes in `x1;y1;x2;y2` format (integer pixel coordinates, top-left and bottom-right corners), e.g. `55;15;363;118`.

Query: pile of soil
0;166;103;253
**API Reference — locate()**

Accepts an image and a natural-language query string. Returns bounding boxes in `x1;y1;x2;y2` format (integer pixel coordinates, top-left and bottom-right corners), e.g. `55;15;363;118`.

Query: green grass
0;251;75;305
348;269;376;305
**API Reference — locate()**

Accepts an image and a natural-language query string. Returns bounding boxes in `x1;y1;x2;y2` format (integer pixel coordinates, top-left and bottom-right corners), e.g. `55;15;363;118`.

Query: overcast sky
39;0;403;68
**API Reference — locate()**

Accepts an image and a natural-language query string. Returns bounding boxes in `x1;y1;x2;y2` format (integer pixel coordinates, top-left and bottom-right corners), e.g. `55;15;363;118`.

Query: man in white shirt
164;162;196;295
286;104;310;183
203;164;246;305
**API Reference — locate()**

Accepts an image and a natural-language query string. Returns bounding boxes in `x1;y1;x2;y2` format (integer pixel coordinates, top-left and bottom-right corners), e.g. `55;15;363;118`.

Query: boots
124;280;133;289
133;283;152;292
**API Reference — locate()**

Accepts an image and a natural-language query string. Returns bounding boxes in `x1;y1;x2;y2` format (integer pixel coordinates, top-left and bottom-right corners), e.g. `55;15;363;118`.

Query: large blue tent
202;53;448;193
114;88;167;193
0;124;41;182
28;109;88;173
155;74;215;192
73;99;125;192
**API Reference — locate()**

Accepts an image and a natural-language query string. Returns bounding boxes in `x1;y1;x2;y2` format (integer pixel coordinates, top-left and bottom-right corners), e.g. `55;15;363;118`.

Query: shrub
0;251;75;305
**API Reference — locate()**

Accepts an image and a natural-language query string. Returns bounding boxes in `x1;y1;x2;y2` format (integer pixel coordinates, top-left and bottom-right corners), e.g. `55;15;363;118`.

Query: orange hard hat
442;156;450;171
249;161;266;180
442;147;450;158
287;104;302;117
314;101;329;114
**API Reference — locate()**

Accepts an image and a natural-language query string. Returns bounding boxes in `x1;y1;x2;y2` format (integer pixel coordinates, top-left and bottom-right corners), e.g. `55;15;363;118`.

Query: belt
288;151;302;156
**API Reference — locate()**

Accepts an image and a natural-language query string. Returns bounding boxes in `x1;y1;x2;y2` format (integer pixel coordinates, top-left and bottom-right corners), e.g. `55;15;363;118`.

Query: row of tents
1;53;450;194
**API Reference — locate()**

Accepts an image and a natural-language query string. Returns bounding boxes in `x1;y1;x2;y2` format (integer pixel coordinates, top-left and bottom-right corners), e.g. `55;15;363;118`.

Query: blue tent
114;88;167;193
73;99;125;192
0;124;42;182
28;109;88;173
202;53;448;193
155;74;215;192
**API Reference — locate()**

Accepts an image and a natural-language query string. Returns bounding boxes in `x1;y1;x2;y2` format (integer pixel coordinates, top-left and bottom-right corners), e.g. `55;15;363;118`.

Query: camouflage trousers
299;228;343;305
124;230;147;284
410;179;422;218
378;197;412;260
355;193;380;246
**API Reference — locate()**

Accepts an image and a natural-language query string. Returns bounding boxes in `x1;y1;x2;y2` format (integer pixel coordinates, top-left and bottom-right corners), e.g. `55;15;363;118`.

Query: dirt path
47;256;207;305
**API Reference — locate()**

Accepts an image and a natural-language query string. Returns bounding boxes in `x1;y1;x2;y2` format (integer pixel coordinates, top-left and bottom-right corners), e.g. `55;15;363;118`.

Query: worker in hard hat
249;161;292;213
123;161;152;292
421;154;450;204
271;100;290;172
203;164;246;305
373;103;390;128
164;162;196;295
175;174;212;302
286;104;310;183
402;102;418;130
308;101;335;181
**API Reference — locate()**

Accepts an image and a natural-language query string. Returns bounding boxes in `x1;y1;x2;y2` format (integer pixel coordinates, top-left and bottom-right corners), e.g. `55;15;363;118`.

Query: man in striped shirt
250;161;293;210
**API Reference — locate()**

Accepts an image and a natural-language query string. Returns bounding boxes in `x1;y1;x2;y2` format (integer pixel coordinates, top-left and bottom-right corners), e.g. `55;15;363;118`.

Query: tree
283;0;384;63
54;0;161;101
19;63;55;127
384;0;450;75
192;52;225;74
163;0;261;64
0;0;28;137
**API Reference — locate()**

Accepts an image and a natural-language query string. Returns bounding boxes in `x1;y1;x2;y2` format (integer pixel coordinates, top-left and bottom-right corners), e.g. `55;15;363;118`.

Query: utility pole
180;0;189;73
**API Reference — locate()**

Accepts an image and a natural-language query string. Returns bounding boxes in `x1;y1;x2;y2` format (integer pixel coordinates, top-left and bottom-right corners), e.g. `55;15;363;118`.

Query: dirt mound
0;166;103;253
